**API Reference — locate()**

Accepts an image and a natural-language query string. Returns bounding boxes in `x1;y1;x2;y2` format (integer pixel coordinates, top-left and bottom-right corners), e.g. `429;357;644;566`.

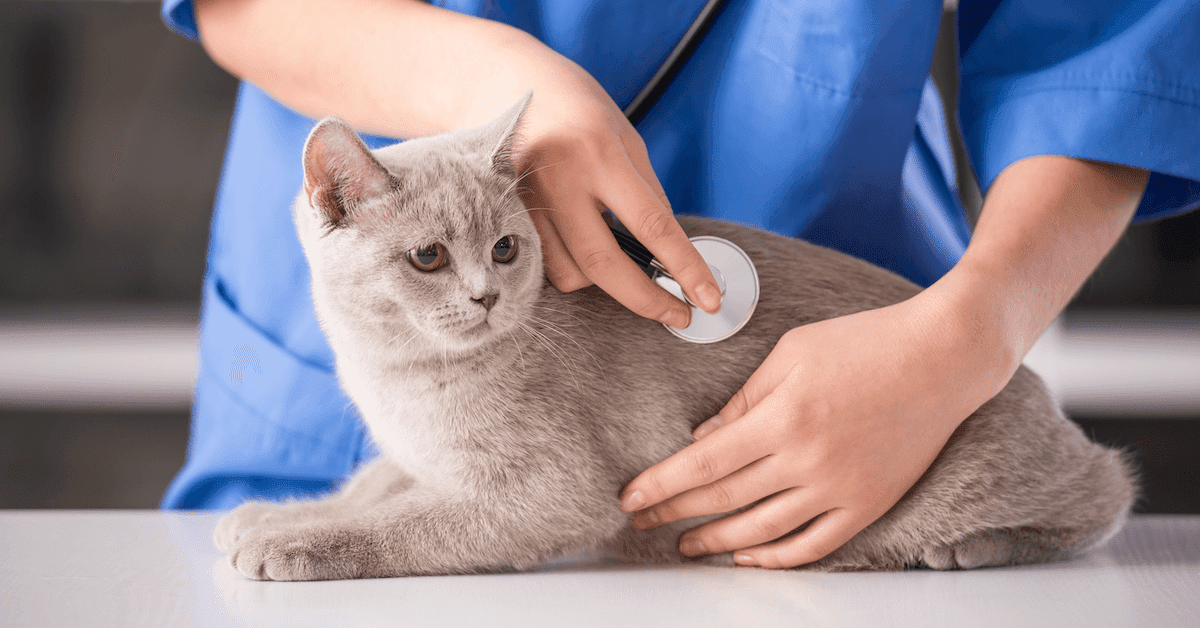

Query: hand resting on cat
213;95;1137;580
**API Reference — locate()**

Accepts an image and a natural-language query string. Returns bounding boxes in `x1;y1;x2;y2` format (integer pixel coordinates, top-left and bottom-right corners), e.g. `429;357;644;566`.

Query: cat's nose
472;292;499;311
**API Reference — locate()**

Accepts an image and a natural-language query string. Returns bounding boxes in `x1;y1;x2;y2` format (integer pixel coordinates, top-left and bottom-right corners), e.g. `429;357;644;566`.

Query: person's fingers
597;154;721;314
674;488;827;557
620;128;671;212
527;206;590;292
732;508;865;569
518;158;595;292
554;189;692;328
630;456;785;530
619;421;768;513
692;335;801;440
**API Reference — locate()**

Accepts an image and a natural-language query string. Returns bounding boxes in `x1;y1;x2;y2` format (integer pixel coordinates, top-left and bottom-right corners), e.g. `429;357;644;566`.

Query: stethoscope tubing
608;0;757;344
622;0;732;125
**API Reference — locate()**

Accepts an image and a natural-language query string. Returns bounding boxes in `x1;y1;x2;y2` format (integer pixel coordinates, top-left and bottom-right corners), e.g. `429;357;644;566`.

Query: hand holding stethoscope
609;221;758;343
612;0;757;343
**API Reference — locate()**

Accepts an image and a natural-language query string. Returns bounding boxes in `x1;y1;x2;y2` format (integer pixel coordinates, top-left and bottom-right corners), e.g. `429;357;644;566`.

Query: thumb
692;337;798;440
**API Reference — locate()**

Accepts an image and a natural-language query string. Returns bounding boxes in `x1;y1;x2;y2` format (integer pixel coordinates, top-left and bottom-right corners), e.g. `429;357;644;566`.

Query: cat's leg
597;515;739;566
226;467;627;580
920;527;1083;569
214;458;411;551
597;521;692;565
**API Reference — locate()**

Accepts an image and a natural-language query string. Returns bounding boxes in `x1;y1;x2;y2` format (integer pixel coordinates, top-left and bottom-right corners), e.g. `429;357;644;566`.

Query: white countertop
2;511;1198;627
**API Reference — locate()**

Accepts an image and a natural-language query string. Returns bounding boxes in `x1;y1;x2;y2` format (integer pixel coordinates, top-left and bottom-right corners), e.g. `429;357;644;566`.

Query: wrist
916;265;1025;397
452;23;595;132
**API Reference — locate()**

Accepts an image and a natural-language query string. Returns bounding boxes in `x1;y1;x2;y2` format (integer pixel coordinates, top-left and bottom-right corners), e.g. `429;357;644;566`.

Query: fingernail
696;282;722;313
632;510;660;529
692;416;722;441
734;554;757;566
620;491;645;512
661;308;689;329
680;537;707;556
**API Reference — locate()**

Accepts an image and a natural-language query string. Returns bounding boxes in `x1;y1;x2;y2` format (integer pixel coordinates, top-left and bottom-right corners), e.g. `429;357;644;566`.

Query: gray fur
216;96;1137;580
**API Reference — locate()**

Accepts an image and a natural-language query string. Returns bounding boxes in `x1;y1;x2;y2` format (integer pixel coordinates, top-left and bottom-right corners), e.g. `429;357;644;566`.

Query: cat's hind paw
921;528;1070;570
922;530;1013;570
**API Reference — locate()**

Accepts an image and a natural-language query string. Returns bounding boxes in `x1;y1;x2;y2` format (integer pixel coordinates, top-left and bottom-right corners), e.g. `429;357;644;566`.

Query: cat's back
677;216;921;325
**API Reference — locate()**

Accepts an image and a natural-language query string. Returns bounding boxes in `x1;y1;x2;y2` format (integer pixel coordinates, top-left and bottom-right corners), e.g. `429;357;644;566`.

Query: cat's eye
407;243;448;271
492;235;518;263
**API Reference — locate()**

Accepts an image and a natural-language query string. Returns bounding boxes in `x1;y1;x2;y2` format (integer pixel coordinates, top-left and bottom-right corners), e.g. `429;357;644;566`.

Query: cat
213;94;1136;580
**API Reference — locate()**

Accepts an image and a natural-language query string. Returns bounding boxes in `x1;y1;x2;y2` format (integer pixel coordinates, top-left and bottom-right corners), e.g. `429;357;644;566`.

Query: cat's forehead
375;149;521;243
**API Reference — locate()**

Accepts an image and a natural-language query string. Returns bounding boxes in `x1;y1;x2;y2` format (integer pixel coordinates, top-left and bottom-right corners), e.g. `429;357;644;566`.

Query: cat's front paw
214;502;288;551
229;523;375;581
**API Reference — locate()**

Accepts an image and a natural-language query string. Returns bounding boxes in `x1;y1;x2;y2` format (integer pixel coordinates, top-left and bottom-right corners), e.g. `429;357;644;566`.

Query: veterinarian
163;0;1200;568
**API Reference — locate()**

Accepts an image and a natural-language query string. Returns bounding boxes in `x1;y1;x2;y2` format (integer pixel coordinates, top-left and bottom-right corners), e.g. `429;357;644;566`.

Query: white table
2;511;1198;627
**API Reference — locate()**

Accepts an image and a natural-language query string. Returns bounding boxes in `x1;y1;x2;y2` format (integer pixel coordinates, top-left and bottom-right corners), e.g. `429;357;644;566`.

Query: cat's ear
302;117;392;225
485;91;533;179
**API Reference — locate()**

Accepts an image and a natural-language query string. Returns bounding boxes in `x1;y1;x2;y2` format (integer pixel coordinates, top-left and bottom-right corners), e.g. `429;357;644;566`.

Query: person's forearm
927;155;1148;392
194;0;568;138
196;0;724;324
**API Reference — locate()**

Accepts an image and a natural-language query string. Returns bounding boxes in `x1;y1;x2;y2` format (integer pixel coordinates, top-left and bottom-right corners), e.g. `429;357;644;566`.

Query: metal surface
610;228;760;343
653;236;758;343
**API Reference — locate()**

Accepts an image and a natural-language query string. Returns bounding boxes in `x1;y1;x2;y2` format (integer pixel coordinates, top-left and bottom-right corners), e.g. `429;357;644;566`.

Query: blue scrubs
160;0;1200;509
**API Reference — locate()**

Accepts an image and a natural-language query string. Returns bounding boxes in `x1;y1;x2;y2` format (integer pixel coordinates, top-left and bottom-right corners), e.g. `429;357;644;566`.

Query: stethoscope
609;0;757;344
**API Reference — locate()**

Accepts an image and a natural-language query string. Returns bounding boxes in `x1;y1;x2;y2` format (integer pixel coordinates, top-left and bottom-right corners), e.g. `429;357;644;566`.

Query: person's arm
193;0;723;326
619;155;1148;568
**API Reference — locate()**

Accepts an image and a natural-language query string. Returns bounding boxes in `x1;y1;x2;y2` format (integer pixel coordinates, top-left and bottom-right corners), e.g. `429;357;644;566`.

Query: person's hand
194;0;720;327
618;293;1016;568
509;59;723;328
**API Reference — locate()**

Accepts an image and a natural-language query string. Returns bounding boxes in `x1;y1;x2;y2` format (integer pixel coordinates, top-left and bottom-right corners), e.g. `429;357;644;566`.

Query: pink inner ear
303;131;345;223
302;119;391;225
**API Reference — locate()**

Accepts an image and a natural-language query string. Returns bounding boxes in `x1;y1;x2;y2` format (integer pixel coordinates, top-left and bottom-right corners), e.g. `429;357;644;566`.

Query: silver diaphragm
650;236;758;343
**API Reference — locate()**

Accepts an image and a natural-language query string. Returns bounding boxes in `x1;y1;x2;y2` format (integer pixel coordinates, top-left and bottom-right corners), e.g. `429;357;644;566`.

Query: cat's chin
430;319;511;354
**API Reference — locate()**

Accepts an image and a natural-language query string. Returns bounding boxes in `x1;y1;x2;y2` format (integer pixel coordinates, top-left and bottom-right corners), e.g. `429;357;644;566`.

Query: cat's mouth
449;315;502;344
425;307;513;350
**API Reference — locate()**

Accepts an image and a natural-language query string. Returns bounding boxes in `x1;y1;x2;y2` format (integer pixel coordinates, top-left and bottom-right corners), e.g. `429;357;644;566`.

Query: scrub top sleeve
161;0;200;42
959;0;1200;221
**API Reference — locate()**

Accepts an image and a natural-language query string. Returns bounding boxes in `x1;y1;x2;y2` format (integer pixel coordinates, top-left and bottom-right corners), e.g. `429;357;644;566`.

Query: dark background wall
1;0;233;509
0;0;236;304
0;1;1196;512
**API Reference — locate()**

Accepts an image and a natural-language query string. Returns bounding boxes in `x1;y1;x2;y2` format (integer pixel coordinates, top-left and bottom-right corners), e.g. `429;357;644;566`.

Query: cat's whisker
507;330;527;372
389;331;423;354
530;304;594;334
386;327;415;346
504;159;567;198
529;315;606;387
500;208;535;229
516;320;581;391
501;206;566;231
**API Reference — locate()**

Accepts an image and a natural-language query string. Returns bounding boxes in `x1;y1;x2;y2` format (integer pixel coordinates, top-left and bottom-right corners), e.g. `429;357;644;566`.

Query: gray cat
214;95;1136;580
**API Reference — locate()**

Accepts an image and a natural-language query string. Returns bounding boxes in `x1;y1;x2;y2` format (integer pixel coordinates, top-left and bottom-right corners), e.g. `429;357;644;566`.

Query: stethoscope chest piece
651;236;758;344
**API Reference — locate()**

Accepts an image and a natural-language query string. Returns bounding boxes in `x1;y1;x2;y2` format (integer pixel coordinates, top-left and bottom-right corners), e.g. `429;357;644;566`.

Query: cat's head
294;94;543;355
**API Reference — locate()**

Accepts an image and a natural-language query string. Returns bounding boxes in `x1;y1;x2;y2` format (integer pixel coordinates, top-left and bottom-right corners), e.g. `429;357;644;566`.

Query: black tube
613;0;730;270
622;0;730;126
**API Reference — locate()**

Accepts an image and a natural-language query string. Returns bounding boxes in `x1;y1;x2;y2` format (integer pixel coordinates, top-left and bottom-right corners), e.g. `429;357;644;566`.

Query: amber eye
492;235;518;263
407;243;448;271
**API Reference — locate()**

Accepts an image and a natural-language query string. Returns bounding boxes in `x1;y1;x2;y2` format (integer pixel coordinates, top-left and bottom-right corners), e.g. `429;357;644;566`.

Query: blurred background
1;0;1197;512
